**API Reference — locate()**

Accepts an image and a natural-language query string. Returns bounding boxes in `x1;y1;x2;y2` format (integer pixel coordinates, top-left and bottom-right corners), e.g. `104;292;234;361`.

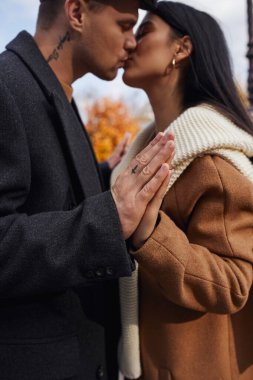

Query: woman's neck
146;79;184;132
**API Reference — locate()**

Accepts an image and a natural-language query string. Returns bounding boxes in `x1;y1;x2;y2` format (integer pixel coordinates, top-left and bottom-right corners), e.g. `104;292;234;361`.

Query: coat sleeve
0;79;132;299
133;155;253;314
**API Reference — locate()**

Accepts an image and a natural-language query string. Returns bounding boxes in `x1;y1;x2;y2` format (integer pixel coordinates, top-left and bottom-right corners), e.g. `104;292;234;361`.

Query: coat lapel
6;31;102;198
51;93;102;197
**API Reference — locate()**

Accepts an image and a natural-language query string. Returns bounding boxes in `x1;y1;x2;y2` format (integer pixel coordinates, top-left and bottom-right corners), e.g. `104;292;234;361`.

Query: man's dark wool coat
0;31;133;380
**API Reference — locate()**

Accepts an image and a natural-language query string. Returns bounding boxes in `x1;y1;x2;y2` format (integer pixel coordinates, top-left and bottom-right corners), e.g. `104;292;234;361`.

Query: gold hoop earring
172;58;176;69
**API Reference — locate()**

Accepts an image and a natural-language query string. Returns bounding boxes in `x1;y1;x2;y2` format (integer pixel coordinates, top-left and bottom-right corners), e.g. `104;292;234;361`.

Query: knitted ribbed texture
168;104;253;189
118;261;141;378
111;104;253;379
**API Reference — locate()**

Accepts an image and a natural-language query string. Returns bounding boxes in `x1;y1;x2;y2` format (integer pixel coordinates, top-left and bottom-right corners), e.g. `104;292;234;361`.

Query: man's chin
97;68;118;81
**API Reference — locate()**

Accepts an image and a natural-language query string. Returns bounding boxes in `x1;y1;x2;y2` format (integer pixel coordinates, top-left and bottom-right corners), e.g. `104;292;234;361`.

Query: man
0;0;173;379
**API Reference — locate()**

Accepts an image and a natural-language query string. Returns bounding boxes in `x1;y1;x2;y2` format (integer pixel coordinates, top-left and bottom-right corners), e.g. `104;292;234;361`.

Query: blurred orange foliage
86;97;140;162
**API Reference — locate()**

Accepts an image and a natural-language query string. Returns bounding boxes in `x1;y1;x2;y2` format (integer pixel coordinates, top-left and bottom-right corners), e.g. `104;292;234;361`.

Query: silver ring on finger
136;154;148;165
142;165;150;175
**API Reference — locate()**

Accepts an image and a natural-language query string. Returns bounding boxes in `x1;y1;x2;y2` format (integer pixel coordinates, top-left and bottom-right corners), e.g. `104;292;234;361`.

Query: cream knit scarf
111;104;253;379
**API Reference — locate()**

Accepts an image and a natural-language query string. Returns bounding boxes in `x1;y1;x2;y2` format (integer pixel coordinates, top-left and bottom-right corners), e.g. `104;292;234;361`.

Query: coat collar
6;31;102;198
112;104;253;191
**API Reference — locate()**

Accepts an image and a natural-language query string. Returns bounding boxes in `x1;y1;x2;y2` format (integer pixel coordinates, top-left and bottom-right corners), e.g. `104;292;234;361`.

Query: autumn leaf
85;97;140;162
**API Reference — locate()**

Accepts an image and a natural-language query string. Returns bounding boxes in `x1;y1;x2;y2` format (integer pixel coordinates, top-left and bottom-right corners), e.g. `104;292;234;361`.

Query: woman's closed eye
135;20;154;41
136;26;151;41
136;30;147;40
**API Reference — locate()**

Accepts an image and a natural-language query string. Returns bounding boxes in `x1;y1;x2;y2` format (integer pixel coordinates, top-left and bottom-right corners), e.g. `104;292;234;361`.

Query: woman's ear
65;0;87;32
175;35;192;64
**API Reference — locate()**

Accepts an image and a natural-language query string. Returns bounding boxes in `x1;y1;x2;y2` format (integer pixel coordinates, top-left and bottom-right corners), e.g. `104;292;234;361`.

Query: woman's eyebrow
139;20;153;29
136;20;154;35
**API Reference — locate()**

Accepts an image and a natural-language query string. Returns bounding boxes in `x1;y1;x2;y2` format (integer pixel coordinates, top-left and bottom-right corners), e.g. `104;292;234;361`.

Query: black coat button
95;269;104;278
106;267;113;276
86;271;94;279
96;365;104;379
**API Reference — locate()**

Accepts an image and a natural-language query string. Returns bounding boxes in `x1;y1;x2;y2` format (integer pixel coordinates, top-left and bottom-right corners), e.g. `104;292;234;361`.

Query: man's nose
125;33;137;51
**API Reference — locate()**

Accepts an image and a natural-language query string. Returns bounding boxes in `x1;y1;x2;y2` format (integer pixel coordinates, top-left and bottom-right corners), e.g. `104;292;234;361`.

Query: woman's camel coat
133;155;253;380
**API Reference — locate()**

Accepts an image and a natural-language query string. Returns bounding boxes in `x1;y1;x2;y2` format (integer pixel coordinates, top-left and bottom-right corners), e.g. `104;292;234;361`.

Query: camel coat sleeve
132;155;253;314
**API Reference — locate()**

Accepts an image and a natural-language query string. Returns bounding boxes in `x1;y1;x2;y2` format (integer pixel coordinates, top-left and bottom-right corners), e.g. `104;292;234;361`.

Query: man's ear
175;35;192;64
64;0;87;32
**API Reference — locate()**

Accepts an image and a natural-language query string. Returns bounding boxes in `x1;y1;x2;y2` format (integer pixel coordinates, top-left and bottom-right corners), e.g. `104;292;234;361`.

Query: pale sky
0;0;249;112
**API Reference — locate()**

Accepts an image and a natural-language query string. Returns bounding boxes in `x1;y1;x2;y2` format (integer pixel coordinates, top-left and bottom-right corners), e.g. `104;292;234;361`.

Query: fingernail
168;141;175;148
157;132;164;141
161;163;170;172
151;132;163;146
164;141;172;149
161;134;168;144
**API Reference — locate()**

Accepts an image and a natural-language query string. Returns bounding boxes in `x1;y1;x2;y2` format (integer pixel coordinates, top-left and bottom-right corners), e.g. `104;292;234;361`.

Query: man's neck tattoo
47;32;71;63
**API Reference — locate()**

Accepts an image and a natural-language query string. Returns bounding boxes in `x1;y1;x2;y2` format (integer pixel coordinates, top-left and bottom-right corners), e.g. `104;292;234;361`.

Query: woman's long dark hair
153;1;253;136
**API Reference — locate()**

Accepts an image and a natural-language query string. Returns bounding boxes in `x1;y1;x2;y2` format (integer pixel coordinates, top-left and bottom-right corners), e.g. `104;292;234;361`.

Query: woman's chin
122;71;142;89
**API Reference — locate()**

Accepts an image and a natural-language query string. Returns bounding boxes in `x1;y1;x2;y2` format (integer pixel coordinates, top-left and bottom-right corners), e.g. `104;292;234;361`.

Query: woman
111;2;253;380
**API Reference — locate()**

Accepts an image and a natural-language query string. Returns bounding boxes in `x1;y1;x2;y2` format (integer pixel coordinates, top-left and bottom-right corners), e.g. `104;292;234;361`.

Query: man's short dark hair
37;0;157;30
139;0;157;11
37;0;65;30
88;0;157;11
